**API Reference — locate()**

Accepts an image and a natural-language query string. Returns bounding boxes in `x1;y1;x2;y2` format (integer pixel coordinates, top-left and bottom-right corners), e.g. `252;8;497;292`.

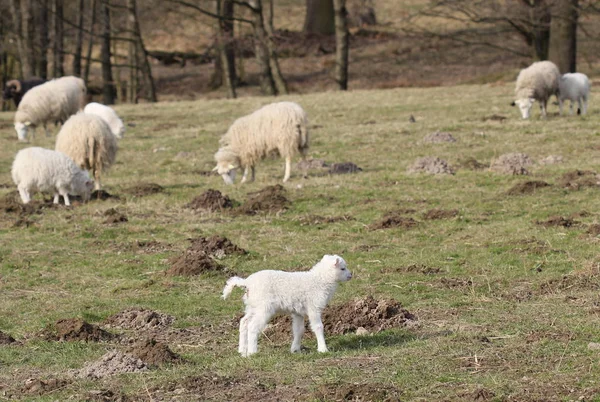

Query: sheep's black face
2;85;17;100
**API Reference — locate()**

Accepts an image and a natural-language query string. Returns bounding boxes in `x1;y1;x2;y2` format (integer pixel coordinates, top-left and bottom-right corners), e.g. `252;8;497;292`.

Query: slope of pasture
1;85;600;400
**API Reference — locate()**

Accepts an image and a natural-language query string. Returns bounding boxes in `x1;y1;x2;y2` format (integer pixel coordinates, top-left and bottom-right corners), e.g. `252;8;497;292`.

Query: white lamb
83;102;125;139
558;72;591;116
222;254;352;357
14;76;86;141
55;112;118;190
11;147;93;206
213;101;309;184
512;61;560;119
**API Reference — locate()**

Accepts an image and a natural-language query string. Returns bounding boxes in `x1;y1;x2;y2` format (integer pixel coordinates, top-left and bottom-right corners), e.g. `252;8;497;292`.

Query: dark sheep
3;78;46;107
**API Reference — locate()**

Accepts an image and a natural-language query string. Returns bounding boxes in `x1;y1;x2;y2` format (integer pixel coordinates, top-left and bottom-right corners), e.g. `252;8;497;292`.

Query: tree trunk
333;0;349;90
100;0;115;104
127;0;138;103
53;0;64;77
250;0;277;95
37;0;49;78
549;0;578;72
73;0;85;76
264;0;288;94
128;0;157;102
9;0;35;78
304;0;335;35
219;0;237;98
84;0;97;85
529;0;551;61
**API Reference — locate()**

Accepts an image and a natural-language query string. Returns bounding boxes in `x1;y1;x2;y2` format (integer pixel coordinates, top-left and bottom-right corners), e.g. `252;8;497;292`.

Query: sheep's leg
578;98;583;115
94;170;101;191
540;101;547;118
290;313;305;353
241;166;250;183
558;99;564;115
246;311;271;356
283;156;292;182
58;188;71;206
18;187;31;204
250;166;255;182
582;97;588;115
53;193;60;204
307;310;328;353
238;314;250;356
44;124;50;137
570;100;575;115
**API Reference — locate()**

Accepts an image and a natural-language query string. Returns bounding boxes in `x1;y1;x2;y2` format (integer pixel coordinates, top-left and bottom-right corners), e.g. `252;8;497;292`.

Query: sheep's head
513;98;534;119
213;148;239;185
3;80;21;100
72;170;94;202
14;122;30;142
312;254;352;282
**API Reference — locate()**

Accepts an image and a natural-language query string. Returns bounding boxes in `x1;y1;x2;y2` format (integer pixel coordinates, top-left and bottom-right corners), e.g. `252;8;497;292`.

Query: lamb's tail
222;276;246;299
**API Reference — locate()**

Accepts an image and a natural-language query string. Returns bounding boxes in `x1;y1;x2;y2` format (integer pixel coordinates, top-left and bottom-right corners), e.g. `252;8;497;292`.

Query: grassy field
2;84;600;401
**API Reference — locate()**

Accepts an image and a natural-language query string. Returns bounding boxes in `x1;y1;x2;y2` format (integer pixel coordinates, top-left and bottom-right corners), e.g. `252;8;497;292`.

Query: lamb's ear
333;256;342;268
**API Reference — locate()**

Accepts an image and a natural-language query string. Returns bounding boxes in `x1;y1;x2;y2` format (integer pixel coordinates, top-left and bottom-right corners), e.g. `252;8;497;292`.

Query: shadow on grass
330;330;416;351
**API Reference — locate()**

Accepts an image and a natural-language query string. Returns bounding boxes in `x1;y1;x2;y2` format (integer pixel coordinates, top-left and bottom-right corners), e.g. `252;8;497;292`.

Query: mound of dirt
536;216;579;228
103;208;128;224
298;214;354;226
0;330;17;344
423;209;458;220
186;189;234;212
126;183;164;197
104;308;175;330
188;235;247;258
422;131;456;143
41;318;115;342
0;192;50;215
90;190;119;201
459;157;489;171
369;213;418;230
85;389;130;402
559;170;600;190
167;248;226;276
126;339;180;366
407;157;454;175
490;153;533;175
21;378;71;396
539;155;564;165
587;224;600;235
329;162;363;174
237;185;290;215
73;350;148;379
506;181;550;195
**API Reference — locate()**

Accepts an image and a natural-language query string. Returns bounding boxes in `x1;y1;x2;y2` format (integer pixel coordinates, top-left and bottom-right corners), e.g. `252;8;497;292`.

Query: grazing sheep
55;112;117;190
3;78;46;107
222;254;352;357
83;102;125;139
213;101;309;184
512;61;560;119
14;76;86;141
11;147;93;206
558;73;591;116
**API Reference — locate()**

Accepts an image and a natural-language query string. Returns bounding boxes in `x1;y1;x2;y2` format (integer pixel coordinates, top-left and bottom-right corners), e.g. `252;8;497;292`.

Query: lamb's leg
59;188;71;206
246;311;271;356
578;98;583;115
290;313;305;353
238;314;250;356
53;193;60;204
283;156;291;182
583;97;588;115
18;187;31;204
308;310;328;353
570;100;575;115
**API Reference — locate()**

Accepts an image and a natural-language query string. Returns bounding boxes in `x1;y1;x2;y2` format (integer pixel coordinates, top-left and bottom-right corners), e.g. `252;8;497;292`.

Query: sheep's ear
212;166;219;172
510;101;516;107
228;164;236;170
333;257;341;268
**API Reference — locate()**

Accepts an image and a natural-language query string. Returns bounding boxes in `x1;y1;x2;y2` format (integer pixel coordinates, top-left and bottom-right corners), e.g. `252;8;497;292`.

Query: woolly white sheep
213;101;309;184
55;112;118;191
512;61;560;119
14;76;86;141
11;147;93;206
558;72;591;116
222;254;352;357
83;102;126;139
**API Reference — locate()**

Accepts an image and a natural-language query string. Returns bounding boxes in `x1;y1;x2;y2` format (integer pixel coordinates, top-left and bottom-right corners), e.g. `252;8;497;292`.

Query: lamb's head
512;98;534;119
213;148;240;185
311;254;352;282
71;170;94;202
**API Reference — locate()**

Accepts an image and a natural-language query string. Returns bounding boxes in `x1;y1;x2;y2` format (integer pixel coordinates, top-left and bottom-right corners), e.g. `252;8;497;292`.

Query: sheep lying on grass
512;61;560;119
222;254;352;357
14;76;86;141
84;102;126;139
55;113;118;190
558;73;591;116
11;147;93;206
213;101;309;184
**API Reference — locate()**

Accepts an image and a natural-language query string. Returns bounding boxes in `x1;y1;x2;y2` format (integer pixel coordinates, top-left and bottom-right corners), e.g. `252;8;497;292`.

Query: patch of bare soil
559;170;600;190
188;235;247;258
103;208;128;224
313;383;402;402
423;209;458;220
459;157;489;171
587;224;600;235
0;330;17;344
125;183;164;197
73;351;148;379
482;114;507;122
0;192;54;215
104;308;175;330
329;162;363;174
237;185;290;215
85;389;131;402
90;189;119;201
539;155;564;165
490;153;533;175
186;189;235;212
126;339;181;366
369;213;419;230
130;240;173;254
540;274;600;294
422;131;457;143
39;318;115;342
536;216;579;228
381;264;442;275
20;378;71;396
298;214;354;226
439;277;473;290
510;238;555;255
407;157;454;175
506;181;550;195
167;246;227;277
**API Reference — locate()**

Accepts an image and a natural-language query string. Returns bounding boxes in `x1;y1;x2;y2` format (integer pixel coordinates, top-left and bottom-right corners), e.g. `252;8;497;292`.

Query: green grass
2;84;600;400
